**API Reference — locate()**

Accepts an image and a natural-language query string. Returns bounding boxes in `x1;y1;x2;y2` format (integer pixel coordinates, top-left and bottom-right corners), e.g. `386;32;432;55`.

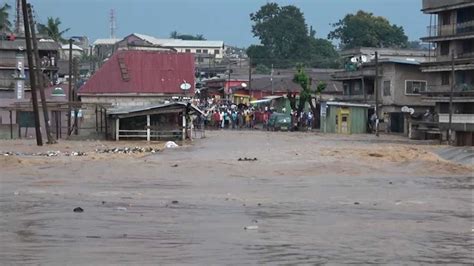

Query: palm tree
37;17;70;43
0;3;12;32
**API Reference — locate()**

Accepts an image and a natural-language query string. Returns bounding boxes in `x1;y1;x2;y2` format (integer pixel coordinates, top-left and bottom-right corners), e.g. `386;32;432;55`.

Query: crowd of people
192;97;316;131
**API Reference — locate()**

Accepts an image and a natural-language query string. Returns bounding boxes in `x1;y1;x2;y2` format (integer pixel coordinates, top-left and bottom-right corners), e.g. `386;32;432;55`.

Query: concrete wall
423;0;471;10
0;124;18;139
80;95;171;138
387;63;435;107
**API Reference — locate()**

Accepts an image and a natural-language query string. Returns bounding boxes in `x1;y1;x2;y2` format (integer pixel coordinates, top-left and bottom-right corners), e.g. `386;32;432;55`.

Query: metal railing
426;20;474;37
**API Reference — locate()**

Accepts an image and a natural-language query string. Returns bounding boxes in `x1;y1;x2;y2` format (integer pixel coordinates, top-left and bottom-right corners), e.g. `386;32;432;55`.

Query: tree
254;64;271;75
328;10;408;49
250;3;309;61
288;66;326;129
0;3;12;32
308;38;340;68
169;31;206;40
248;3;339;69
37;17;70;43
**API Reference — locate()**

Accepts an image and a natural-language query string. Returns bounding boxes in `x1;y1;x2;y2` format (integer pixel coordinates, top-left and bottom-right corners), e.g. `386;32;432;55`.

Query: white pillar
146;114;151;142
182;113;186;141
115;118;120;141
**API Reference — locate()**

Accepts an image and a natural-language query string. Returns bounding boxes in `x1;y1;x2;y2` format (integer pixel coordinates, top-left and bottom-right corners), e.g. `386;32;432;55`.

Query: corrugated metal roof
108;102;204;116
132;33;224;48
60;44;83;51
79;50;195;95
326;101;371;108
0;38;61;50
93;38;121;45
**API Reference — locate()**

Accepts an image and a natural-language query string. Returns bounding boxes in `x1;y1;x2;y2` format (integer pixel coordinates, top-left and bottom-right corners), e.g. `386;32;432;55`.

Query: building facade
78;50;195;138
420;0;474;145
332;48;435;134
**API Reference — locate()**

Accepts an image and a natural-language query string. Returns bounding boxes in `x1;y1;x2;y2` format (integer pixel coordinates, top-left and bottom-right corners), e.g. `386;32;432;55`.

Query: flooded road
1;131;473;264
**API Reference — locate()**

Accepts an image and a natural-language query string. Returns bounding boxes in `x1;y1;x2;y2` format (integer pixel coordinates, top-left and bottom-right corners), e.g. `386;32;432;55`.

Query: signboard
17;111;35;127
180;82;192;91
320;102;327;117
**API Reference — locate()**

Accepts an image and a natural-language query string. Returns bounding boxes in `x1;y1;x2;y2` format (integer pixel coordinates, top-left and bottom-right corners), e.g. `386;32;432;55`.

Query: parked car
267;112;291;131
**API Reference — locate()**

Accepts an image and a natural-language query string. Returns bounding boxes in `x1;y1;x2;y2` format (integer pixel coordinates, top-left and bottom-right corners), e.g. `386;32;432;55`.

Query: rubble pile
1;146;160;158
1;151;62;157
94;147;159;154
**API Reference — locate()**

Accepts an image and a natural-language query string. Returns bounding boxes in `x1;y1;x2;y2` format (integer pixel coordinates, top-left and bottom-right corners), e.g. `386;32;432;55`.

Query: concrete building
332;48;435;134
59;44;84;59
420;0;474;145
78;50;195;139
94;33;225;67
0;36;66;139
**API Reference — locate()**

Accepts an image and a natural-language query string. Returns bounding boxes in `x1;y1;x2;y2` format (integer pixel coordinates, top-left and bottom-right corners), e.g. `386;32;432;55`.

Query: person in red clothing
212;110;220;129
263;111;269;129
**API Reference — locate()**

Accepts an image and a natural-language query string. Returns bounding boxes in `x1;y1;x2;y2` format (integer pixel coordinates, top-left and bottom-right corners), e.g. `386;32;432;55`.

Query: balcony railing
458;51;474;59
426;20;474;37
426;83;474;92
439;114;474;124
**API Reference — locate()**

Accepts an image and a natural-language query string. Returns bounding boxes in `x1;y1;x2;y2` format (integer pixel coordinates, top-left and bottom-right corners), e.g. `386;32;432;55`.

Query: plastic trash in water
115;207;127;211
165;141;179;149
244;225;258;230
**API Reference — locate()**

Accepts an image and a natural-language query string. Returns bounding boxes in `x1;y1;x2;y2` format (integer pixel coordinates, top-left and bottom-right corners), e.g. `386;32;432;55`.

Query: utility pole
448;50;455;145
67;38;73;134
227;63;231;102
73;57;79;135
248;57;252;101
271;63;274;95
27;3;55;144
374;51;379;137
21;0;42;146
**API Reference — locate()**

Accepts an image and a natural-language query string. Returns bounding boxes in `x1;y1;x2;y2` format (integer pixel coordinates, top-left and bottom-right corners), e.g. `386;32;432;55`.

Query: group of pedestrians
210;108;256;129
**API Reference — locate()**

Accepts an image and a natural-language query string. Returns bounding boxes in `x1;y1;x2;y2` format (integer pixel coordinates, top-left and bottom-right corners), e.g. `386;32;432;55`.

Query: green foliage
316;82;326;94
0;3;12;32
37;17;70;43
328;10;408;49
170;31;206;40
248;3;339;69
254;64;271;75
292;66;311;108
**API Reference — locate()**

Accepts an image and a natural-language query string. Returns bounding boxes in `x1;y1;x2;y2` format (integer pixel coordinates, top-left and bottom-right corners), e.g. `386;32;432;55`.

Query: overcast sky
12;0;428;47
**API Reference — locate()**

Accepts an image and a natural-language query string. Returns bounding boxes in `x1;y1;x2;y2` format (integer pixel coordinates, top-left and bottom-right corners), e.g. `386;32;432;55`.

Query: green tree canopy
37;17;70;43
0;3;12;32
170;31;206;40
247;3;339;69
328;10;408;49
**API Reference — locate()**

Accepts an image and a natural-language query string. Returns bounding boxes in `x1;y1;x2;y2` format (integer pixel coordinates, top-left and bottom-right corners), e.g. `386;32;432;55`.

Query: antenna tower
110;9;116;39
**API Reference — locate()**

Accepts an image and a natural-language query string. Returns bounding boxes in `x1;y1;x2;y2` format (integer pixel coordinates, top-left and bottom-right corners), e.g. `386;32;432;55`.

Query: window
383;80;391;96
440;42;449;56
441;12;451;25
185;49;191;53
441;72;450;85
196;49;202;53
202;49;208;54
462;39;473;54
214;49;220;55
405;80;427;95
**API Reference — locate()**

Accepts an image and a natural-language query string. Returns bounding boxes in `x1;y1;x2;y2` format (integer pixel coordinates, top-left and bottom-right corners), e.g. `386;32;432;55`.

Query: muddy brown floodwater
1;131;473;264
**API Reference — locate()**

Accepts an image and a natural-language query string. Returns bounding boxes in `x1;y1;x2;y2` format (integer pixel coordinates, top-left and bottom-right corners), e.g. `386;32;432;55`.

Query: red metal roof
79;50;195;95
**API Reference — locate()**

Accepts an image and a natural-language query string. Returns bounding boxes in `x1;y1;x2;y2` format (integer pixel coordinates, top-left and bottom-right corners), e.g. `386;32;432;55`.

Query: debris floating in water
238;157;258;162
244;225;259;230
73;207;84;213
